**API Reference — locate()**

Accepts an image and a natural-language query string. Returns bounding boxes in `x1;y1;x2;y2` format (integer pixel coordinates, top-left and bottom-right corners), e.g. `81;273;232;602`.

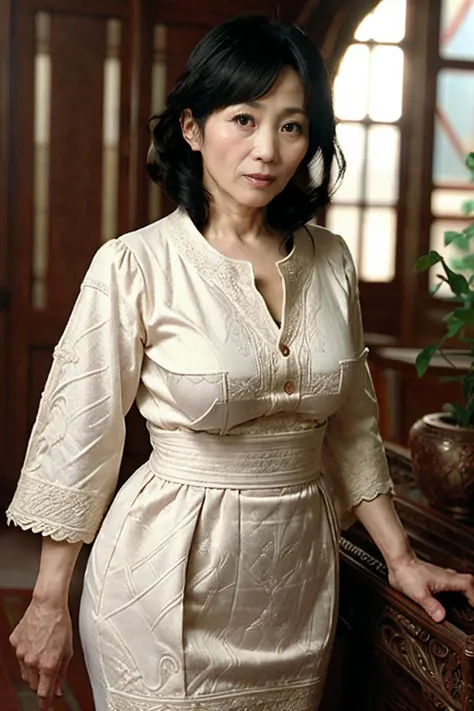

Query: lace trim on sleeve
340;477;395;531
5;471;109;544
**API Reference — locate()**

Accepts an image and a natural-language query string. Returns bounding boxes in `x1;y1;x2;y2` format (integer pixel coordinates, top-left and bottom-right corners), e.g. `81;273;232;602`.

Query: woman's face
182;66;310;212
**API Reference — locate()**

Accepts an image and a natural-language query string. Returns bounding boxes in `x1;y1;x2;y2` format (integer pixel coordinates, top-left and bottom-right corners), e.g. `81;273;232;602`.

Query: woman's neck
204;204;272;246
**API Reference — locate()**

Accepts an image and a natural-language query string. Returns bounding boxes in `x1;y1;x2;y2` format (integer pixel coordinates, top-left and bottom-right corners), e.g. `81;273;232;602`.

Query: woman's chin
233;188;277;209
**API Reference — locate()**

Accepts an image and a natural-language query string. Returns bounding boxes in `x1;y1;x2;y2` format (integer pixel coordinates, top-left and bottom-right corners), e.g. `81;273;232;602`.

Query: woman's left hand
388;557;474;622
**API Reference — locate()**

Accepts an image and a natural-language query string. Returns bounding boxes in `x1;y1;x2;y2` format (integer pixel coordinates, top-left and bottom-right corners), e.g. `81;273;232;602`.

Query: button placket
276;334;298;399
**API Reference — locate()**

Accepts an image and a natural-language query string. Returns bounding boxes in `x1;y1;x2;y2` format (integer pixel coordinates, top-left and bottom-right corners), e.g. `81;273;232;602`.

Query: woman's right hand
9;595;73;711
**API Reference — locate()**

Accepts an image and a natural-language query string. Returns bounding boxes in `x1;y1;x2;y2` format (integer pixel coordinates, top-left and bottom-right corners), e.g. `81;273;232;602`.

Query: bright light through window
355;0;407;43
328;0;406;283
333;45;370;121
334;45;404;122
369;46;404;122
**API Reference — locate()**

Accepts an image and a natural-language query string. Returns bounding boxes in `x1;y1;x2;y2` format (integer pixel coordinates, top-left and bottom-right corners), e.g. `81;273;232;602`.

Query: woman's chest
140;262;365;433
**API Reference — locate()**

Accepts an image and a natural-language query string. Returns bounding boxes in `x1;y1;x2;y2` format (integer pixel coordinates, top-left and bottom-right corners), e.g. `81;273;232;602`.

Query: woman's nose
252;129;278;163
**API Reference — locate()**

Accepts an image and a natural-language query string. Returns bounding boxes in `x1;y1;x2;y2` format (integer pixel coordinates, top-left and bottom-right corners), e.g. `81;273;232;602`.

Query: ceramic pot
409;413;474;522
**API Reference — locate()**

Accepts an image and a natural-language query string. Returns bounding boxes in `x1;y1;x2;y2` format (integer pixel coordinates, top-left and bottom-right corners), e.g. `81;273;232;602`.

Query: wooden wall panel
0;0;10;288
22;0;128;14
48;15;106;314
0;0;11;510
29;347;53;427
153;0;307;26
5;0;132;493
7;3;36;483
165;24;211;93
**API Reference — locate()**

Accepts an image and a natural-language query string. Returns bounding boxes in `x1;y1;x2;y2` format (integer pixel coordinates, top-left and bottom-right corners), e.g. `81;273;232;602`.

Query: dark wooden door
6;0;133;493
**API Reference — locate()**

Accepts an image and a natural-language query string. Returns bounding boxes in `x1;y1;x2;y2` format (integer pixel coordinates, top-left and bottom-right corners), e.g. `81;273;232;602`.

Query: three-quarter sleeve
321;237;394;530
6;239;146;544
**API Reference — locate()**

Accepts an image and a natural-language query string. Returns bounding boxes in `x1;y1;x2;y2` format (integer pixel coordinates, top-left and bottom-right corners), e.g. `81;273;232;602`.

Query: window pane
326;206;361;268
430;219;471;297
356;0;407;43
149;24;167;223
33;12;52;311
432;189;474;216
334;45;370;120
433;70;474;185
101;19;122;244
369;46;404;122
366;125;400;204
440;0;474;61
333;123;366;203
360;208;396;281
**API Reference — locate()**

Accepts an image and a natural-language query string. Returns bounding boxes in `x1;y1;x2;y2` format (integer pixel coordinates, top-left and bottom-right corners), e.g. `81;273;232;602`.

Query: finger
18;660;29;684
457;574;474;606
25;665;40;692
19;654;38;692
37;669;57;711
441;573;474;605
39;696;54;711
420;593;446;623
55;657;69;697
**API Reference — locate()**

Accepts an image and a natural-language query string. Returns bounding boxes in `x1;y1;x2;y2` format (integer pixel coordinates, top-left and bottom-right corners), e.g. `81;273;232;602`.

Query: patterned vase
409;413;474;523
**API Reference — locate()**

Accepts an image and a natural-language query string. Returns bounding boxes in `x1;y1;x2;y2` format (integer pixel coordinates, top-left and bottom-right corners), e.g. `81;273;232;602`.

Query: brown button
284;380;295;396
280;344;290;357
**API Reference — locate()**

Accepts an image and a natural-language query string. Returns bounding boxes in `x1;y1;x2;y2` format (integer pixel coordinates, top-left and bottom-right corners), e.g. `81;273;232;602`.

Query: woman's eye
282;122;303;134
233;114;254;128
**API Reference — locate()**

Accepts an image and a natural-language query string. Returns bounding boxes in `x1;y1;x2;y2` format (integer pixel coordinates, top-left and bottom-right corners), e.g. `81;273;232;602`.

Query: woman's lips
243;174;276;188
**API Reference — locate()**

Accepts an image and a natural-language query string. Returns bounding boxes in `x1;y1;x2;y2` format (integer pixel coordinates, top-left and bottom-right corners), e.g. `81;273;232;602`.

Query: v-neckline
166;207;315;348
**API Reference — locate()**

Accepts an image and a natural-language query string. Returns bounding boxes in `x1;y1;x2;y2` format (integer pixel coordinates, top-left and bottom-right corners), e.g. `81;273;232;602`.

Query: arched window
327;0;406;284
428;0;474;298
324;0;474;340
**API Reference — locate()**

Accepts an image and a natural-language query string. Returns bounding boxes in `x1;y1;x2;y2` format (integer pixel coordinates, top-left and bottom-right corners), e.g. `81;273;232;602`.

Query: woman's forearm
33;537;83;607
352;494;415;571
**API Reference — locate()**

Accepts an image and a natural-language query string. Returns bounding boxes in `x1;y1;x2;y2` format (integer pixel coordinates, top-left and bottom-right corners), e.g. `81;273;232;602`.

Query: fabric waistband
147;425;327;489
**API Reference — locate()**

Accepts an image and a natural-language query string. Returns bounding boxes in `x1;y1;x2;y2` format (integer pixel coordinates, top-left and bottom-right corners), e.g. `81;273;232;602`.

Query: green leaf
453;253;474;270
442;309;455;323
429;281;443;296
443;402;468;427
447;319;466;336
461;199;474;216
440;375;465;383
416;344;440;377
463;224;474;239
452;308;474;328
414;251;443;273
466;152;474;172
443;402;457;416
442;262;470;297
463;338;474;356
452;234;472;252
462;372;474;400
450;258;468;271
444;230;464;246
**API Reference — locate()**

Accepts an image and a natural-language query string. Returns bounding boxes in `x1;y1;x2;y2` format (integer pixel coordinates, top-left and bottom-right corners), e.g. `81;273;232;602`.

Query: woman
7;14;474;711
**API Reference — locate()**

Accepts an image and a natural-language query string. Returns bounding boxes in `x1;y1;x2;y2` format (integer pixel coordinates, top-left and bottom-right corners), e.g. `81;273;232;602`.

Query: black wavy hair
147;14;345;235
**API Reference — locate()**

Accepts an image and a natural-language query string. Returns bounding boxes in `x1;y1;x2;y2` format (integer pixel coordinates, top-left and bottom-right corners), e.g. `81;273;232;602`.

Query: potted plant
409;152;474;522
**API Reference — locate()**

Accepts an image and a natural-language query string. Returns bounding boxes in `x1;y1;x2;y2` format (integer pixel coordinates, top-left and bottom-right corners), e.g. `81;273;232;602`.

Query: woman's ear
181;109;201;152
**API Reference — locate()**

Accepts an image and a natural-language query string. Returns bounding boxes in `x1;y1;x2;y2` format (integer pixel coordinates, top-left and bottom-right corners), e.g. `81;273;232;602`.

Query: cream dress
6;207;393;711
